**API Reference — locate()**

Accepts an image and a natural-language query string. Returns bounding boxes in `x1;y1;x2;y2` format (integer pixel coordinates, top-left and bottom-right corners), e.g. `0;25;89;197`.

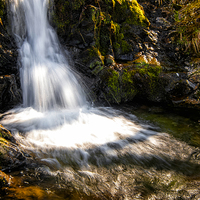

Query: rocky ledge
53;0;200;110
0;0;200;111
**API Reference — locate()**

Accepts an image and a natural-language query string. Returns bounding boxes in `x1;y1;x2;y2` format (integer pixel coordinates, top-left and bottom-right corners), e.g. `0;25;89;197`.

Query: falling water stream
1;0;200;199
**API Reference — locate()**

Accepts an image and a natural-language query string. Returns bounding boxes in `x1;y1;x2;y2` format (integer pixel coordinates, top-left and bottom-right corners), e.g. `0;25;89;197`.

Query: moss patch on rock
100;68;121;103
99;63;162;104
53;0;150;61
0;0;5;19
121;68;138;101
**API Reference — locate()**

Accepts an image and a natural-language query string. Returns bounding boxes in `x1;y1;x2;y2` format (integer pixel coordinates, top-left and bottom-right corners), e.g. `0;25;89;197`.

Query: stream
0;0;200;199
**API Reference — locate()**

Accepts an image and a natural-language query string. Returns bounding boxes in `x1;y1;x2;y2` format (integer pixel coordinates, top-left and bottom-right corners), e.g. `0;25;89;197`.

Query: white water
9;0;86;112
1;0;164;170
1;1;197;198
1;0;193;192
1;1;199;198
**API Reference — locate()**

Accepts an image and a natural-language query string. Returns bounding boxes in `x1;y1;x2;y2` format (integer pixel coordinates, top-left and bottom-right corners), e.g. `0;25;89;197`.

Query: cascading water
9;0;86;112
1;0;199;199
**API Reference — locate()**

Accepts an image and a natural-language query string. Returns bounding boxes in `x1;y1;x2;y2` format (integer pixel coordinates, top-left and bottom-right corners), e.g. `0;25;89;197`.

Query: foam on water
1;106;159;170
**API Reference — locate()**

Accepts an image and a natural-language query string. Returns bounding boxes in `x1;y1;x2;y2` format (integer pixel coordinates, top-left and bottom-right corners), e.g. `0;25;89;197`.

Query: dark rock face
0;75;22;111
0;0;200;110
0;1;21;111
52;0;200;109
0;23;18;76
0;125;27;172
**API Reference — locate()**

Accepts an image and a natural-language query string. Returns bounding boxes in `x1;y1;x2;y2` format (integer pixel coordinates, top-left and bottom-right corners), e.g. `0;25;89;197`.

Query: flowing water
1;0;200;199
9;0;86;112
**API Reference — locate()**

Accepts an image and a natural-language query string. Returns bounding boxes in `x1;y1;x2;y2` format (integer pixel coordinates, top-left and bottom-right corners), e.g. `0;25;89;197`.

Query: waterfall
3;0;166;172
1;1;198;198
9;0;86;112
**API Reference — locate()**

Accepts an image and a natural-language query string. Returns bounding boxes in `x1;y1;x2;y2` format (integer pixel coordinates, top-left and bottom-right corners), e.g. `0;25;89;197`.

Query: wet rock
117;53;134;62
0;1;21;111
156;17;171;29
105;55;115;66
0;170;10;188
43;0;200;110
0;124;15;142
0;125;29;172
0;15;18;76
0;75;22;111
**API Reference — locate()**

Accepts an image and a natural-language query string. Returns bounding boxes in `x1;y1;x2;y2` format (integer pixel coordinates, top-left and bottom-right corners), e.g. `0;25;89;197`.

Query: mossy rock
0;125;26;170
53;0;150;62
121;68;138;101
98;63;162;104
112;0;150;26
0;125;15;142
99;67;121;103
0;0;5;19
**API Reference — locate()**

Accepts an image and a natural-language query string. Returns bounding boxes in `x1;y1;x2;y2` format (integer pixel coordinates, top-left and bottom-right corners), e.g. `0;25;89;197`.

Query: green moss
92;65;104;75
107;69;120;103
99;23;112;55
0;0;5;17
174;0;200;55
136;63;162;77
52;1;72;35
100;68;121;103
88;46;104;64
85;47;104;75
73;0;85;10
135;63;162;96
111;21;131;54
54;0;150;60
121;68;138;101
113;0;150;26
99;63;162;103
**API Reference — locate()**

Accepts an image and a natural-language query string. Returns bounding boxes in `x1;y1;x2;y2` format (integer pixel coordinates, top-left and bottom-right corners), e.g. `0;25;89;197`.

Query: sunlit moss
113;0;150;26
88;46;104;64
174;0;200;56
121;68;138;101
100;63;162;103
53;0;150;59
135;63;162;97
0;170;9;188
100;68;121;103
